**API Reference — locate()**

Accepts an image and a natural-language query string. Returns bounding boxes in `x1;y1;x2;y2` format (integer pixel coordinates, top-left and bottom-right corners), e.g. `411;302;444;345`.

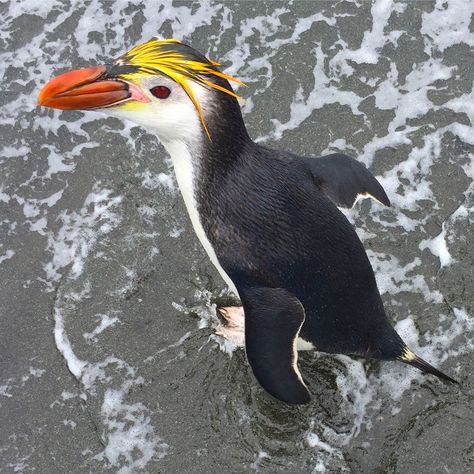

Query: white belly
165;140;238;295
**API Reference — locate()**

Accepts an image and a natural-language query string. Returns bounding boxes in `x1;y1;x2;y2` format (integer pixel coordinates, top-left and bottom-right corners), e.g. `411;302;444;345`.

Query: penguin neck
162;93;252;191
159;96;249;295
200;93;252;169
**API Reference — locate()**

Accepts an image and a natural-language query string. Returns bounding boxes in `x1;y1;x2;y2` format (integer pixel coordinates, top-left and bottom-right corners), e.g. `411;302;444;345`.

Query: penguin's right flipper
304;153;390;208
239;285;311;405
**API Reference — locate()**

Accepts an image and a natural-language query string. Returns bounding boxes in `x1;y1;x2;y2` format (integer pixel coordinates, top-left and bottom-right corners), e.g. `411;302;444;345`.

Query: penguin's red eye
150;86;171;99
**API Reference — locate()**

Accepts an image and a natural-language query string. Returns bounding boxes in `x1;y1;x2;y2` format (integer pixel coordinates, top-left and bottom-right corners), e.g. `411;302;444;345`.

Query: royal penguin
38;38;457;404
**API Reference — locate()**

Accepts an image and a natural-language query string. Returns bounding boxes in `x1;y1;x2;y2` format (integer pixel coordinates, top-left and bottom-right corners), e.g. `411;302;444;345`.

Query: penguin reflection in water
38;39;457;404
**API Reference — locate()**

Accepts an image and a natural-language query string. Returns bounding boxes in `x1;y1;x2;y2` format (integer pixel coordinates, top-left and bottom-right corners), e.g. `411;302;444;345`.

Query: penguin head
100;71;208;144
38;38;244;143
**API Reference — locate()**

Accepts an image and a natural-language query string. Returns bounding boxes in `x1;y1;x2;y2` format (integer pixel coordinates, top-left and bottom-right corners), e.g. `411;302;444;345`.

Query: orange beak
38;65;132;110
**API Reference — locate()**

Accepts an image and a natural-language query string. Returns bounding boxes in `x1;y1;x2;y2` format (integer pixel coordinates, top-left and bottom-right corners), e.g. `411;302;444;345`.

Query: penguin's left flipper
239;285;311;405
304;153;390;208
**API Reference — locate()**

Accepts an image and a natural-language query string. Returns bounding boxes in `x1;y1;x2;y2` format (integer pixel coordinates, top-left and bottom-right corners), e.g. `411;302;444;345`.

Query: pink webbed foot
215;305;245;348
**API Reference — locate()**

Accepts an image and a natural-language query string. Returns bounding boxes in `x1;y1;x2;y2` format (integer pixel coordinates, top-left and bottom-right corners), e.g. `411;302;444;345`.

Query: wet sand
1;1;473;472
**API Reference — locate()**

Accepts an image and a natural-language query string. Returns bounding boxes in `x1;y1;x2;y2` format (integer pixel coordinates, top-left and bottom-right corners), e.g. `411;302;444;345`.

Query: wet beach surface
1;1;473;472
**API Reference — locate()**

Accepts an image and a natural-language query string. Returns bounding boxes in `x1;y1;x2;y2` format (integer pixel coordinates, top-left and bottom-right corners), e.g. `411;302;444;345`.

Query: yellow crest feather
116;38;245;139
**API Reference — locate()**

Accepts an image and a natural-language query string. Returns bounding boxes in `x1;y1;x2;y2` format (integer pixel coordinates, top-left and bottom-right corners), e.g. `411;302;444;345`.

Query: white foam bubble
250;450;270;471
139;170;176;192
0;145;30;158
367;251;443;303
53;307;88;379
83;313;121;343
421;0;474;53
94;380;169;473
332;0;402;65
419;223;453;267
0;249;15;264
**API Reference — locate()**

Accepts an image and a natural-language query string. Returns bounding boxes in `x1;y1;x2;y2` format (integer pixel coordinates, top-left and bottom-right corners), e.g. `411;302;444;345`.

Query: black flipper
239;286;311;405
304;153;390;208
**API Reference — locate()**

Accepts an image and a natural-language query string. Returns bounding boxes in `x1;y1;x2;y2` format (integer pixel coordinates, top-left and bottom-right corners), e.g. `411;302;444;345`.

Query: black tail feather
402;351;458;384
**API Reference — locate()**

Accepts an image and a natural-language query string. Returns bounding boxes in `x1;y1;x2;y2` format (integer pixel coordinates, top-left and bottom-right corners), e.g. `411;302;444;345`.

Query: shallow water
0;1;473;472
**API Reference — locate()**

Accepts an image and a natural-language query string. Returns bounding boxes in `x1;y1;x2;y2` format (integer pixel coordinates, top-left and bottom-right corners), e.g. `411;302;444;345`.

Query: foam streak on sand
419;223;453;268
45;185;169;471
43;187;122;283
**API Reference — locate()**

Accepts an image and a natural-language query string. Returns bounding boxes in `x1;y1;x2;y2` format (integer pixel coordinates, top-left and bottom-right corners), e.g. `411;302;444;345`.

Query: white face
106;74;207;146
